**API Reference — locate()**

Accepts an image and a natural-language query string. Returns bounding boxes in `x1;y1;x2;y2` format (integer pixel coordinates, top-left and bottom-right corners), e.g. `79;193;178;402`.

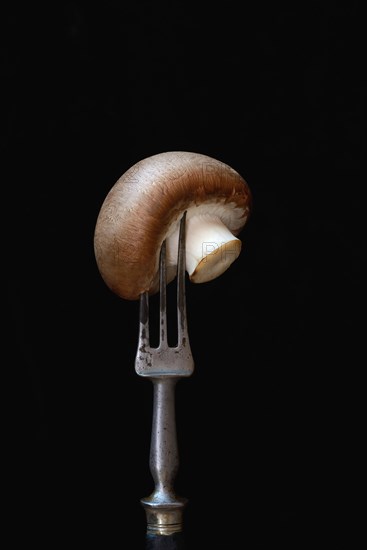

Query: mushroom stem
166;214;242;284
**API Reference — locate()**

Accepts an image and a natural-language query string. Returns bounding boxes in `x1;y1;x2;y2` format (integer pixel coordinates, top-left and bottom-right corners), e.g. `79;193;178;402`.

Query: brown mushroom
94;151;252;300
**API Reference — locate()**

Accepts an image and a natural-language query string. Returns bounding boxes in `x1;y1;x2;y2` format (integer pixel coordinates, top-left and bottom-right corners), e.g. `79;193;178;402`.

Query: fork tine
159;240;167;347
177;211;187;345
138;290;150;349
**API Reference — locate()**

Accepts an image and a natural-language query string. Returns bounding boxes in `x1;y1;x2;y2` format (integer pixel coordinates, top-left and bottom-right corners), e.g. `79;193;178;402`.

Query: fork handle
150;378;179;493
141;377;187;535
146;532;186;549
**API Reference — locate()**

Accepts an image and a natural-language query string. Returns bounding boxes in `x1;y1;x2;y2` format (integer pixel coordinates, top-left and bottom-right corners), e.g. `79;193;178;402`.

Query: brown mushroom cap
94;151;252;300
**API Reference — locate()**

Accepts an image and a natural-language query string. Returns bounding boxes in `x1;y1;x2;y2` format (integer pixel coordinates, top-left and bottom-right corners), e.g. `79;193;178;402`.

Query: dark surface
3;2;363;548
146;533;186;550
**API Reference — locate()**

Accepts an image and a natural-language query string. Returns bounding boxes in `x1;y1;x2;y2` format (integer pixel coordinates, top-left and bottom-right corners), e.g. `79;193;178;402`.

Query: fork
135;211;194;548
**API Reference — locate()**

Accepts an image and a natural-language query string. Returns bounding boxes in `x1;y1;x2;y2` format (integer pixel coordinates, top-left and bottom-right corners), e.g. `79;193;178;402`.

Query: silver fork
135;211;195;537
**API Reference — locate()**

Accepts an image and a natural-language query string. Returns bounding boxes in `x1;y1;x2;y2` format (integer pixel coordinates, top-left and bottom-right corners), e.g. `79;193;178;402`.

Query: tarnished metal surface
135;213;194;535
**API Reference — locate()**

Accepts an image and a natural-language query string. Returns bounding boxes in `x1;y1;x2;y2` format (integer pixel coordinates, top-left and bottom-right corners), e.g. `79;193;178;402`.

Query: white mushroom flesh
165;202;246;284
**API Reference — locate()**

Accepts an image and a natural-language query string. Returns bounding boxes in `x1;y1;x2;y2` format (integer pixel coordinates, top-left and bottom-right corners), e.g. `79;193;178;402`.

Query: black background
3;2;364;548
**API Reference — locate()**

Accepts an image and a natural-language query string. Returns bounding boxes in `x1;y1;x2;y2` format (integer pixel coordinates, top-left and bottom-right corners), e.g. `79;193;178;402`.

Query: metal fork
135;211;195;539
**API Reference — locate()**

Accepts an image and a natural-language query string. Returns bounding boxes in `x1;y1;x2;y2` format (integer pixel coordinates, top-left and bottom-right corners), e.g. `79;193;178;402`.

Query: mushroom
94;151;252;300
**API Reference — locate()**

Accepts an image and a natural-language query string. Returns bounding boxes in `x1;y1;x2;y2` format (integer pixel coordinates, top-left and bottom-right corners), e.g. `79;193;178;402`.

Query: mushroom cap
94;151;252;300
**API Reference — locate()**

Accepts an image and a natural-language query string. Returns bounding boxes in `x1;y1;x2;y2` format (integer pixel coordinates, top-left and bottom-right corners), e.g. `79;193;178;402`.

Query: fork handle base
142;499;187;536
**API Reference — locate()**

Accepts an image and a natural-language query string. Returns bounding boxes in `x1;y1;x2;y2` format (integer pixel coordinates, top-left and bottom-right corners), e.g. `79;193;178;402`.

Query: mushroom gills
166;213;241;284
